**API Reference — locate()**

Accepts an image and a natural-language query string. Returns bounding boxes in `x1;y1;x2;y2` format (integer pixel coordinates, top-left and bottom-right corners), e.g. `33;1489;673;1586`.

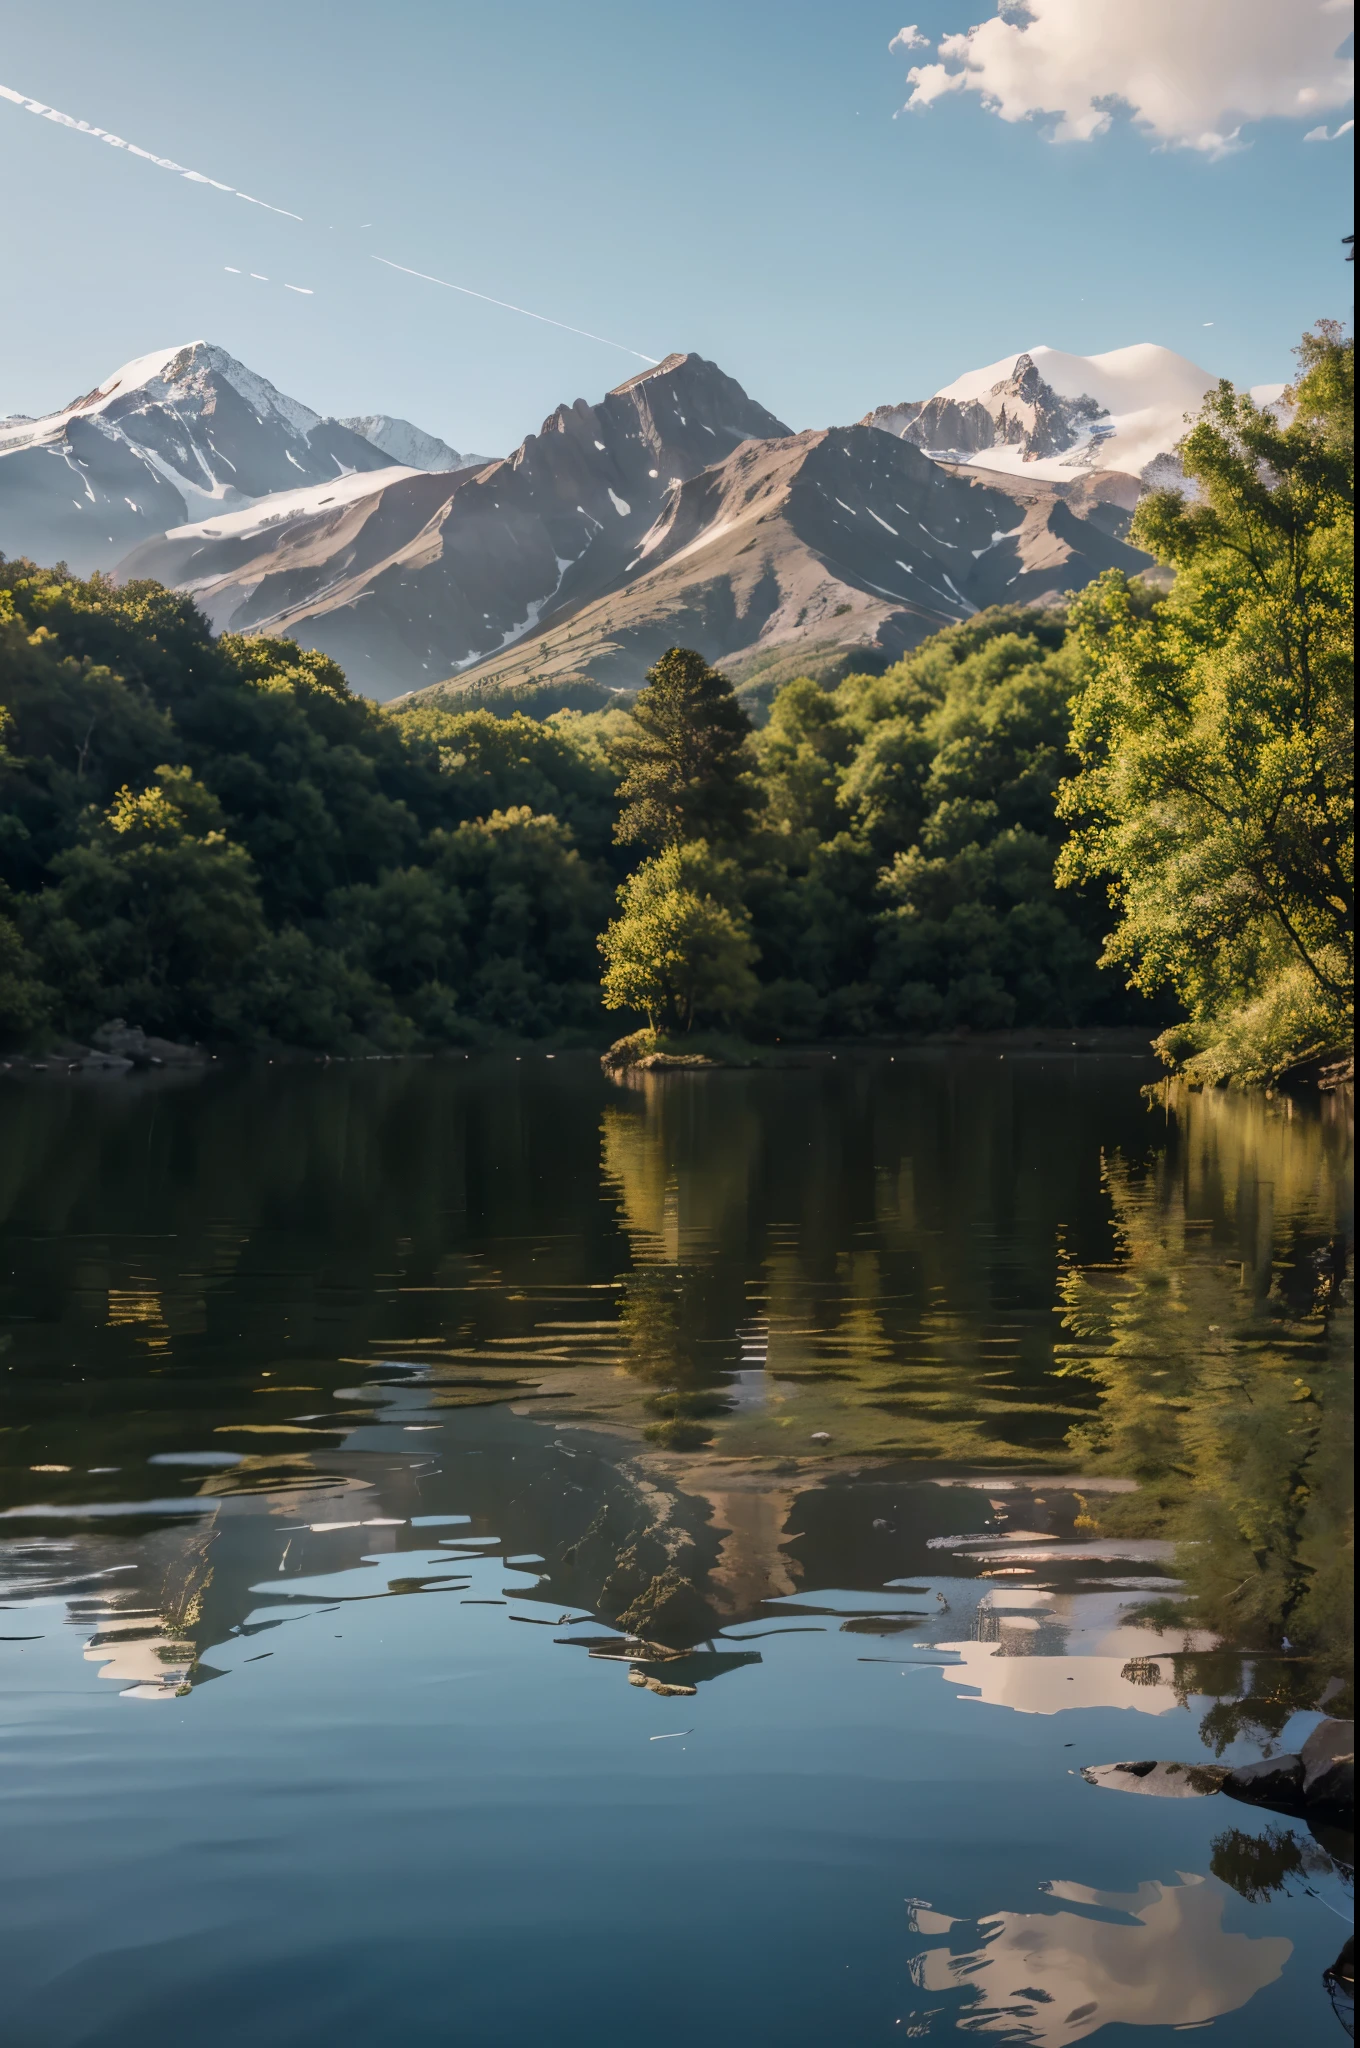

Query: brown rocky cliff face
862;353;1108;465
115;352;791;700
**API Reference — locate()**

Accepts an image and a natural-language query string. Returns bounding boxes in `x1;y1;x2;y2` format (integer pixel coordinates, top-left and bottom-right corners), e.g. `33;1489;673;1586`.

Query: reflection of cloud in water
83;1613;195;1699
935;1587;1216;1715
937;1638;1187;1715
909;1874;1290;2041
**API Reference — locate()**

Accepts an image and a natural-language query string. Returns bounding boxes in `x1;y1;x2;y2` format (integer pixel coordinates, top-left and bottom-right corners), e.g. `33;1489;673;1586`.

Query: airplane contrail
0;79;660;364
0;82;304;220
370;256;658;363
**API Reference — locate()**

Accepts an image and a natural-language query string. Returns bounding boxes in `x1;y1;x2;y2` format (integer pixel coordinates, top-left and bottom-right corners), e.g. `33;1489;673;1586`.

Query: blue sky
2;0;1352;453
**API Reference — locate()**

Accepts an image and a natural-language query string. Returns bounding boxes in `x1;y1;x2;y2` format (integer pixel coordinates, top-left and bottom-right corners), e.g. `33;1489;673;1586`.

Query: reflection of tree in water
600;1088;761;1267
602;1088;750;1448
1055;1083;1353;1733
598;1063;1140;1463
615;1266;733;1449
1210;1823;1340;1904
1210;1819;1354;2026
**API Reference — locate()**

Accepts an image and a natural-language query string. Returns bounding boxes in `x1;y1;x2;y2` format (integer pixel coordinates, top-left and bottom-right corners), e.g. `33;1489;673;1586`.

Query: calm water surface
0;1051;1352;2046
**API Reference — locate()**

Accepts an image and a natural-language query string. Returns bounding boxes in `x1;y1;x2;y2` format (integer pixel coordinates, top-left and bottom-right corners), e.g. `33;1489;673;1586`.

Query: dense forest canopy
0;326;1351;1084
0;570;1144;1056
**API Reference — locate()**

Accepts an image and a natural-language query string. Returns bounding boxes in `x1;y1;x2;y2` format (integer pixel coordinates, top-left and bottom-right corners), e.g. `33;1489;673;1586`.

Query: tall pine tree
612;647;755;849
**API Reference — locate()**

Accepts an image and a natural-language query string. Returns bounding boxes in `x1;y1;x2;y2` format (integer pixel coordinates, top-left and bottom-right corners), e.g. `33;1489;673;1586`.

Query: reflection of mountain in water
0;1058;1350;1729
1;1056;1350;2048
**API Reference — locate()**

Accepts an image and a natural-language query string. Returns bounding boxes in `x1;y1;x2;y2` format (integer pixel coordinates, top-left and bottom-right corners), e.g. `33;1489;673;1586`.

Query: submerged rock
1223;1755;1306;1808
1081;1760;1231;1798
628;1670;698;1697
1302;1719;1355;1817
1084;1723;1355;1825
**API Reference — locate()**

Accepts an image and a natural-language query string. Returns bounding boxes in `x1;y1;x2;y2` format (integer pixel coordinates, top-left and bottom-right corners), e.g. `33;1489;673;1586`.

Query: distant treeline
0;325;1350;1083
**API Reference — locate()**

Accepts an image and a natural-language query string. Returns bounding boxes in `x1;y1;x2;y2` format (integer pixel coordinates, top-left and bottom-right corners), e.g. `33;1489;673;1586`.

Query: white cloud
1304;118;1356;138
899;0;1354;156
889;25;928;53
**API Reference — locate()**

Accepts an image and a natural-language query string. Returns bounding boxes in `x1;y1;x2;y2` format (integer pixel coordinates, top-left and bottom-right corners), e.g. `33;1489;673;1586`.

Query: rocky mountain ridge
2;333;1238;699
401;428;1152;709
864;342;1220;487
865;353;1109;466
0;342;481;575
116;352;792;697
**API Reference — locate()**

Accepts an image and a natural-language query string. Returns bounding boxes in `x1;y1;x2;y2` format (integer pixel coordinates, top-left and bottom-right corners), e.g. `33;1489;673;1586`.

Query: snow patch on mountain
340;414;493;473
166;465;423;549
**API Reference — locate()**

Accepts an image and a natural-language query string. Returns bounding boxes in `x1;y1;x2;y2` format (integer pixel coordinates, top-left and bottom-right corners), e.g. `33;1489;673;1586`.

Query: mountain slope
339;414;493;473
864;343;1218;485
0;343;490;576
397;427;1153;708
115;353;792;698
0;342;397;574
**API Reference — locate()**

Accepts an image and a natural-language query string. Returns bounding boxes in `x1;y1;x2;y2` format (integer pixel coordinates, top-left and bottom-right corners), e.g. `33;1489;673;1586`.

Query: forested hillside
0;327;1350;1083
0;573;619;1049
0;564;1137;1054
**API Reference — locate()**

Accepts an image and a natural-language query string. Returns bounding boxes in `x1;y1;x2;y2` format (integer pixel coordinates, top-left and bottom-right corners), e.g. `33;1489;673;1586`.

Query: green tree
0;559;627;1051
0;893;50;1045
394;703;620;862
600;840;758;1033
612;648;755;849
755;676;858;842
25;767;271;1041
743;611;1132;1035
1057;325;1354;1082
422;806;610;1033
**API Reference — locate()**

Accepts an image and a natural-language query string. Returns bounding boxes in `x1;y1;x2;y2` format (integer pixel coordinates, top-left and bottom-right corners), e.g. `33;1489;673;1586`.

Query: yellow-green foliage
1058;325;1354;1082
600;840;758;1033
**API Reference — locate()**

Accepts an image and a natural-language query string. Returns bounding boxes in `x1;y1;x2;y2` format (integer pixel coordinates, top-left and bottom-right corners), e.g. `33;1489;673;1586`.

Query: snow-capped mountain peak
1;341;326;458
935;343;1215;416
0;342;483;575
864;342;1222;486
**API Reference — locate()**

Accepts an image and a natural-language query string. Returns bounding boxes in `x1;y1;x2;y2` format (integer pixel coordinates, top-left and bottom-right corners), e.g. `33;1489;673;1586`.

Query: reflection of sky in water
1;1457;1349;2045
0;1057;1351;2043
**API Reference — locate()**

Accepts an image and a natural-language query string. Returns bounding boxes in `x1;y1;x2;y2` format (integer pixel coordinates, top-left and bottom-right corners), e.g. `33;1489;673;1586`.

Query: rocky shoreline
1;1019;207;1076
1083;1716;1355;1827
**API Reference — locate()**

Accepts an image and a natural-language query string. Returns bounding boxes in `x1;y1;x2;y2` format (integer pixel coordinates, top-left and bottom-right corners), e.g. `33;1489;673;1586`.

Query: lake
0;1050;1352;2045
